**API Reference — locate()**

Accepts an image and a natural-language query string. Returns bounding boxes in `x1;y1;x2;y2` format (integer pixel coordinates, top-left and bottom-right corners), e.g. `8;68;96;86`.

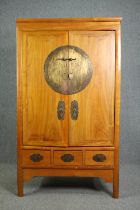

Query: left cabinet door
21;31;69;146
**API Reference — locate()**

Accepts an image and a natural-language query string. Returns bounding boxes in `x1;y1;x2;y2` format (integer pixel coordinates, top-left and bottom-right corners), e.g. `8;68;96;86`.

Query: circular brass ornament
44;45;93;95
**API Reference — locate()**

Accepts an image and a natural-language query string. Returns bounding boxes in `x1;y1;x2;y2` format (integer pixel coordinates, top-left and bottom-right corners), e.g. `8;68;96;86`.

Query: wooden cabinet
17;17;122;198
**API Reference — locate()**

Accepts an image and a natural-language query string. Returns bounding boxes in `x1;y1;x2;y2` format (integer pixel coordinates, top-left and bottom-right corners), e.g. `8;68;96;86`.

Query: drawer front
53;151;83;166
85;151;114;166
22;150;51;167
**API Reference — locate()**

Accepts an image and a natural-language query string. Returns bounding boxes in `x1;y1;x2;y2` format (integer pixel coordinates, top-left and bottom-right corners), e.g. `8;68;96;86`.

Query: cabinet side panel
113;25;121;198
17;25;24;196
17;28;23;149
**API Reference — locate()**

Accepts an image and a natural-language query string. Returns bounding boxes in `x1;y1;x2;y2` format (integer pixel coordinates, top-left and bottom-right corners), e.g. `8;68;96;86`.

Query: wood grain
113;26;121;199
16;17;121;32
16;17;122;23
23;168;113;183
22;145;115;151
53;150;83;166
16;27;24;197
22;150;51;167
85;151;114;166
22;31;69;146
69;31;115;146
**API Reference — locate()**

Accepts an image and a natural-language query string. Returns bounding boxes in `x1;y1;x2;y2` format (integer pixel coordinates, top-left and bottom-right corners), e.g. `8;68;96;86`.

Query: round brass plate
44;45;93;95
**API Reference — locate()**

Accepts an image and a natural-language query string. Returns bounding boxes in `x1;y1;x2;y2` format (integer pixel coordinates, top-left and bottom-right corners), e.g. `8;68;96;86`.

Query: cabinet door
69;31;115;146
22;31;68;146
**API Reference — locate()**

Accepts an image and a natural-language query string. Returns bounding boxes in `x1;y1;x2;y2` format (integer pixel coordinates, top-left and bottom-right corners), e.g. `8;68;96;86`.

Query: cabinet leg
113;170;119;198
17;168;24;197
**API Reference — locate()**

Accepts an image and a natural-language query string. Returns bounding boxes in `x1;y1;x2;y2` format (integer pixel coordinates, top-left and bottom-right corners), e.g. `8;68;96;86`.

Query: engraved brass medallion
44;45;93;95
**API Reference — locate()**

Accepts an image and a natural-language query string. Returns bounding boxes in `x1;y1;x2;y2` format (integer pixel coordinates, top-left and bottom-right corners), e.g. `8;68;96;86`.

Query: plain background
0;0;140;165
0;1;140;209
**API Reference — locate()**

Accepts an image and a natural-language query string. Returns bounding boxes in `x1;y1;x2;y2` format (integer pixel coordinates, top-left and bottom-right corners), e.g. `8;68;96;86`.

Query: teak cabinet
17;17;122;198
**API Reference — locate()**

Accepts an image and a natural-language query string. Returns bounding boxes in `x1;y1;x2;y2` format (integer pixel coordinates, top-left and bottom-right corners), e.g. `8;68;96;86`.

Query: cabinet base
17;168;119;198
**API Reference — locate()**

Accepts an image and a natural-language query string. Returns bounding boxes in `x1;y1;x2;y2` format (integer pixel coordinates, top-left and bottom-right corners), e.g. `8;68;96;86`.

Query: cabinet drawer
22;150;51;167
53;151;83;166
85;151;114;166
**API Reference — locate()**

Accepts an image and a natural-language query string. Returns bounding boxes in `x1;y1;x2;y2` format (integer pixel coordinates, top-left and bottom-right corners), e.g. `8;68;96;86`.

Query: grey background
0;0;140;209
0;0;140;164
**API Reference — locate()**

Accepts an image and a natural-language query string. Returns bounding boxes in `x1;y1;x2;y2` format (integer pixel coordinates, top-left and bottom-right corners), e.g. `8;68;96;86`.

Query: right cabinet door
69;31;115;146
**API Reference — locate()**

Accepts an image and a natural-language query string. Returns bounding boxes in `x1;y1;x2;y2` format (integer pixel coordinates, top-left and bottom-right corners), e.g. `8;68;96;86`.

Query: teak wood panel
22;31;69;146
69;31;115;146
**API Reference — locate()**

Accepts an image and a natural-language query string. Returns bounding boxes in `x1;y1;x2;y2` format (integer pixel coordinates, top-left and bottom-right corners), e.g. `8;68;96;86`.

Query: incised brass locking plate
44;45;93;95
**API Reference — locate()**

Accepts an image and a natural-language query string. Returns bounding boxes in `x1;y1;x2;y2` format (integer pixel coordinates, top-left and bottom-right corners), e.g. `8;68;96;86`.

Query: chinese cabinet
17;17;122;198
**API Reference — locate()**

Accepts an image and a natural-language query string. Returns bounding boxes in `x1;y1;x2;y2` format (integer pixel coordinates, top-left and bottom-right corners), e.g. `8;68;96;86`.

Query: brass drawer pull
30;154;43;162
61;154;74;162
93;154;106;162
57;101;65;120
71;100;78;120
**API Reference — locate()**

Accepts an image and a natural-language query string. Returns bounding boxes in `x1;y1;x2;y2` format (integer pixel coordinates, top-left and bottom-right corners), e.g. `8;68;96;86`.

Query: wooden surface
21;148;114;169
22;145;115;151
22;150;51;167
17;27;24;197
17;17;121;198
53;150;83;166
22;30;115;147
85;151;114;166
17;22;120;32
69;31;115;146
23;168;113;183
16;17;122;22
113;26;121;199
22;31;69;146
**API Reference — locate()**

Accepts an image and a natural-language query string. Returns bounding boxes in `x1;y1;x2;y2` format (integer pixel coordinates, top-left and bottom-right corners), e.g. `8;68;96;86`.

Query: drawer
22;150;51;167
85;151;114;166
53;150;83;166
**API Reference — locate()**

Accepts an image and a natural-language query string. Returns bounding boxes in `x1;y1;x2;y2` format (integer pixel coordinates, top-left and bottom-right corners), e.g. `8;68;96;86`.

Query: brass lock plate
44;45;93;95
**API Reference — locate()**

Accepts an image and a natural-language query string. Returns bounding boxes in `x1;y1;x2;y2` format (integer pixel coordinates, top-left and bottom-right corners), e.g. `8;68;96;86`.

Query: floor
0;163;140;210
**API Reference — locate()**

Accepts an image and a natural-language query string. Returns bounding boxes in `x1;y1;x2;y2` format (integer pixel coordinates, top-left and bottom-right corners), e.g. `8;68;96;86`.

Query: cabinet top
16;17;122;23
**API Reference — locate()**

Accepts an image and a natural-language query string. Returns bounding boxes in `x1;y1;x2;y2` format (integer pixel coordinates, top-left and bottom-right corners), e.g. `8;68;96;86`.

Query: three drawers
22;149;114;167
